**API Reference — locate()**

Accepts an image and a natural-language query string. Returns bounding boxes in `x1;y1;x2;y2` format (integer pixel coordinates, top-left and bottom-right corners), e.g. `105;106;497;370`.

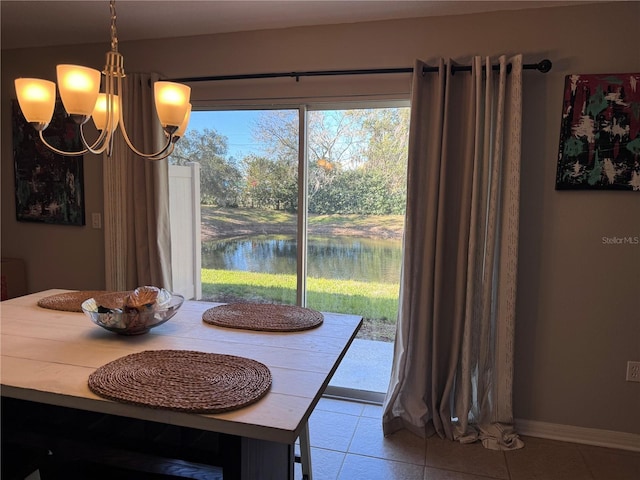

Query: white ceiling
1;0;597;50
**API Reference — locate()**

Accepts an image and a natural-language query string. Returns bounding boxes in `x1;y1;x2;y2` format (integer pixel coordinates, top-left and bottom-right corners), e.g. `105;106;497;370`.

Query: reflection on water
202;235;402;284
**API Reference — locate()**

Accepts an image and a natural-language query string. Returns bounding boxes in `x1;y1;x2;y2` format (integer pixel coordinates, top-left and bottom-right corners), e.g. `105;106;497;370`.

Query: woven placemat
37;290;130;312
88;350;271;414
202;303;323;332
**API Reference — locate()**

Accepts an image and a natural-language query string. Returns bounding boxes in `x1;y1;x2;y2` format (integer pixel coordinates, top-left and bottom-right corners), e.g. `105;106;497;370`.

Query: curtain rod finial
537;59;552;73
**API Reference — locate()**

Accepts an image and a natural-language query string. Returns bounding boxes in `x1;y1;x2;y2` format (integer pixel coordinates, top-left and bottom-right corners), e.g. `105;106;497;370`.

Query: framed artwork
12;100;86;225
555;73;640;191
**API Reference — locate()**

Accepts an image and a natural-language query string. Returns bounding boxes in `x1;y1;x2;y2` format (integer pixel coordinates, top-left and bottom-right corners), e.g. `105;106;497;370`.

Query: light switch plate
91;213;102;229
626;361;640;382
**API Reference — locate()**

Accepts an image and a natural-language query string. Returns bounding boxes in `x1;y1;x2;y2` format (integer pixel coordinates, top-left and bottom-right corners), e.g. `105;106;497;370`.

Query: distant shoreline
200;206;404;242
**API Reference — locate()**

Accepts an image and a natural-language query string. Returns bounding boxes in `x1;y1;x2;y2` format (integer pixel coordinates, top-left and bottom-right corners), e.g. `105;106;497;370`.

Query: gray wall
2;2;639;435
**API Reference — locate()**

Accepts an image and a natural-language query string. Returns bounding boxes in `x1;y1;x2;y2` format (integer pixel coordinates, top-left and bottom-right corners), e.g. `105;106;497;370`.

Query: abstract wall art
555;73;640;191
12;100;86;225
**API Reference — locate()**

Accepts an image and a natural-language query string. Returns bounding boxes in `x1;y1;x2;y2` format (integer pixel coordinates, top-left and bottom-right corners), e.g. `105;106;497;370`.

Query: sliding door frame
191;99;409;403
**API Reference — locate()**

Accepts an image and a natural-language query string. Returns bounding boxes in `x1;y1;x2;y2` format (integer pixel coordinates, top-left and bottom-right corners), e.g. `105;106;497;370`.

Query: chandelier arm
118;120;175;158
79;126;111;155
78;108;116;155
147;142;177;161
102;73;119;157
38;131;89;156
116;76;176;159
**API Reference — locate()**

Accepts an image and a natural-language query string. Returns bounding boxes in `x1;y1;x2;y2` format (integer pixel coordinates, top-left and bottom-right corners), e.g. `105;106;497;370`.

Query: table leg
241;437;294;480
299;422;313;480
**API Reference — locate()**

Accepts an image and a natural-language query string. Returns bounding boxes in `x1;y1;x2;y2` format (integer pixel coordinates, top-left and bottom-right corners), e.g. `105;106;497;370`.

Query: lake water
202;234;403;284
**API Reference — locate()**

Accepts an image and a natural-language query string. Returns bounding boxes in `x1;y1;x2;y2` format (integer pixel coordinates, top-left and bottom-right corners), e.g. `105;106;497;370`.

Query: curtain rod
170;59;552;83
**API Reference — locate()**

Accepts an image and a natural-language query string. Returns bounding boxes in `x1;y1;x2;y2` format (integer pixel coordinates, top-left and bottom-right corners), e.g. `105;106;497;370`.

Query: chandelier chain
110;0;118;53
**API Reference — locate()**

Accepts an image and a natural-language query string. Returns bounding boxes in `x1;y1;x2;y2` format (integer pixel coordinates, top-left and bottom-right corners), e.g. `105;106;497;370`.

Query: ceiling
1;1;597;50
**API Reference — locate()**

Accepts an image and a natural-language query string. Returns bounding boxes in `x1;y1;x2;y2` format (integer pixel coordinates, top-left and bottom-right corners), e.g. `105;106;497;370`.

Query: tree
170;128;243;206
359;108;409;197
250;108;408;214
248;111;300;211
252;110;369;203
243;155;297;211
252;110;298;164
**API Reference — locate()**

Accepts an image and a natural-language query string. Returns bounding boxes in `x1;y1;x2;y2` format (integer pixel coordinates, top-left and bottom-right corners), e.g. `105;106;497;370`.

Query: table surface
0;290;362;445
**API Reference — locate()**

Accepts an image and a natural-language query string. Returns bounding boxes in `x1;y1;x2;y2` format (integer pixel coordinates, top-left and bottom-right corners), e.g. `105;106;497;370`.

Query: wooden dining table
0;289;363;480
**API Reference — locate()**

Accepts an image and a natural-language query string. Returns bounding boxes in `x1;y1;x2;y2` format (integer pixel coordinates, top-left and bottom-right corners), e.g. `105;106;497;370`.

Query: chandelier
13;0;191;160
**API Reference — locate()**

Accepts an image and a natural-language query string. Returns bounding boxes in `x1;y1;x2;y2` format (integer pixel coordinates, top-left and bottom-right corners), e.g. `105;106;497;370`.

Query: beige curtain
382;55;524;450
104;73;173;291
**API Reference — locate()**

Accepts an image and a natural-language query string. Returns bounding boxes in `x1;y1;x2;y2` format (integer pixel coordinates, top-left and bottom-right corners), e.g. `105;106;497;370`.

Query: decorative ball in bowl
81;286;184;335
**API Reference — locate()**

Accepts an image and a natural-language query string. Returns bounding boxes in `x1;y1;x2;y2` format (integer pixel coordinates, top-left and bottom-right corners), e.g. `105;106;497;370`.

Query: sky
186;110;264;159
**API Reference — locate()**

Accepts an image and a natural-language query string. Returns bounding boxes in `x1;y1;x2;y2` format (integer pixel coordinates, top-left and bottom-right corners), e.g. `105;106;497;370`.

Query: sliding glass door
169;102;409;402
171;109;299;306
303;106;408;401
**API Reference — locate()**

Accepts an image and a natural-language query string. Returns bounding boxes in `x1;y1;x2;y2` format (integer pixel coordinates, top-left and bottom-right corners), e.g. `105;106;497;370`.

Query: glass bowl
81;289;184;335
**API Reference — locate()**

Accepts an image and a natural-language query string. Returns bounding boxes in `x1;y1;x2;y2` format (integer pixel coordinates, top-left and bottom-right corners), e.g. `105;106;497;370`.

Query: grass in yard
202;269;399;341
201;206;404;240
202;207;294;227
309;213;404;231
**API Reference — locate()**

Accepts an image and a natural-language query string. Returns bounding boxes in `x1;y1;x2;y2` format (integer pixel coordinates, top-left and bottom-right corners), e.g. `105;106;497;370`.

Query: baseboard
515;418;640;452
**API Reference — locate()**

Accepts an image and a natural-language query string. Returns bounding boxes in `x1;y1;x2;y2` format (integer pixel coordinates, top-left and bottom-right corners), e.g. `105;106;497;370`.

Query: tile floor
294;397;640;480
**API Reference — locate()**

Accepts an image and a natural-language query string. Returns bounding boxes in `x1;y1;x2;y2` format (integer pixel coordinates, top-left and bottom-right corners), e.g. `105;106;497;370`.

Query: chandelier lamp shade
13;0;191;160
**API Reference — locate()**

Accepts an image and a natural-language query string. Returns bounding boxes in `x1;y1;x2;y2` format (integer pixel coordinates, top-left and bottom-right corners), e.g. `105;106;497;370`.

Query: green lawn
202;269;399;321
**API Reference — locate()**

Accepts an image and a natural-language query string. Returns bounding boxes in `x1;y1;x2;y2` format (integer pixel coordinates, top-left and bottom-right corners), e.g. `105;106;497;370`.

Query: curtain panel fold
103;72;173;291
382;55;523;451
